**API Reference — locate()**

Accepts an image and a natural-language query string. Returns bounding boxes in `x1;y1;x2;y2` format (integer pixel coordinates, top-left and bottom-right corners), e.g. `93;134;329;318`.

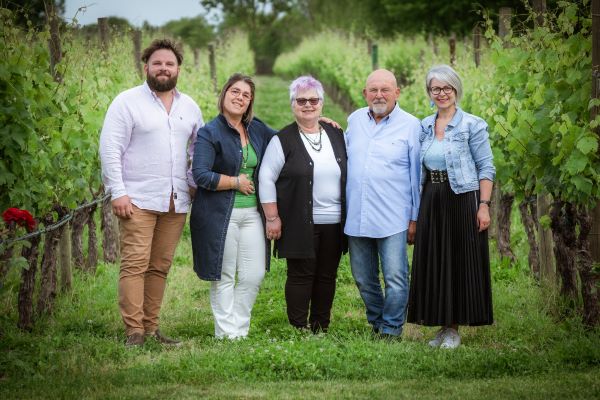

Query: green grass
1;76;599;399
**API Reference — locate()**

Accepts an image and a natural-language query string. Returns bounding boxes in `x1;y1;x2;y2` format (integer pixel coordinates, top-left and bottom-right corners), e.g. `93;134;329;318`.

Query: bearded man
100;39;203;347
344;69;421;340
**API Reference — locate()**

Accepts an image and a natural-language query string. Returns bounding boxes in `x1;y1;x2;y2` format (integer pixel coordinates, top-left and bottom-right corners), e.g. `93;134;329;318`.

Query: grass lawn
1;76;599;399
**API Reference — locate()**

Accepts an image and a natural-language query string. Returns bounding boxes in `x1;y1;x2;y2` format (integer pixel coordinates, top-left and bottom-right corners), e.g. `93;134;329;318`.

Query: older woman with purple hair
259;76;347;333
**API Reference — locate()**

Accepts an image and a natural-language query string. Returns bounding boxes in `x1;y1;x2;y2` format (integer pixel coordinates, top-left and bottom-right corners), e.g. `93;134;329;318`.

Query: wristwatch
479;200;491;206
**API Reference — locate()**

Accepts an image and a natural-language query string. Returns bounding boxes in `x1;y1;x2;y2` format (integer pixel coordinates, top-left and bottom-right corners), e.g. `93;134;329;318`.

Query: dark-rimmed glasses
429;86;454;95
295;97;321;106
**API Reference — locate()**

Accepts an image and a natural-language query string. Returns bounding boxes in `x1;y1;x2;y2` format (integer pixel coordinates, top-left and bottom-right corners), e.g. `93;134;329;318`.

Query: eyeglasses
429;86;454;95
295;97;321;106
229;87;252;101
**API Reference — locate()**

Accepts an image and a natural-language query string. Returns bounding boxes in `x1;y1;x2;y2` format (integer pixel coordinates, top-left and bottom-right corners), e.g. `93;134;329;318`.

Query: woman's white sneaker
439;328;461;349
428;328;447;347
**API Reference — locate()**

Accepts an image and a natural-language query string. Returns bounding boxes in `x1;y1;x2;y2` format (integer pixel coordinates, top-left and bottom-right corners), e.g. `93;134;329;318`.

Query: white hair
425;64;463;104
289;75;325;103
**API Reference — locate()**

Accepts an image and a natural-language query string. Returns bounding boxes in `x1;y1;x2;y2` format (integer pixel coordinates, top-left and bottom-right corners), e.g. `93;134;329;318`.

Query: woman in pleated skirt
407;65;495;348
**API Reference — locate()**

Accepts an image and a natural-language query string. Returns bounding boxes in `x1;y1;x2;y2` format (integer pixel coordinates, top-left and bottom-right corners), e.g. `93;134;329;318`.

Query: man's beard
147;73;178;92
371;102;388;115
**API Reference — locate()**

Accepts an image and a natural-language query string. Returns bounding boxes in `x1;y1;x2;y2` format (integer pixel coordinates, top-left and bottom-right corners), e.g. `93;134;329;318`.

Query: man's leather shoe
145;329;182;346
125;333;144;347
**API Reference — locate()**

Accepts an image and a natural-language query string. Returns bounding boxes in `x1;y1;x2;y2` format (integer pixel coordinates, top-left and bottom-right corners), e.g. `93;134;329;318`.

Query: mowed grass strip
1;76;599;399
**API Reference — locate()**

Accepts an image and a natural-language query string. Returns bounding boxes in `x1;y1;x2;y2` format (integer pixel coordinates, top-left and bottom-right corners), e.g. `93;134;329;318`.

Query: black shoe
145;329;182;346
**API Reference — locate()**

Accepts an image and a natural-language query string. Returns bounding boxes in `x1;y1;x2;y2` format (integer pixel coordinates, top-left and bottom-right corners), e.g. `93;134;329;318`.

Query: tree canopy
163;16;214;50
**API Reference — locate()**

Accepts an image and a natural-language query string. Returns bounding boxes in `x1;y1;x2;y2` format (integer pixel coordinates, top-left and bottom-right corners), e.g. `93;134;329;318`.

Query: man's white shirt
100;81;203;213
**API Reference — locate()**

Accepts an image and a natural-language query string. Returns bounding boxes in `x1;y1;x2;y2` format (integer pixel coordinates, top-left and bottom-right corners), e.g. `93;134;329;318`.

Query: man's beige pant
118;202;186;336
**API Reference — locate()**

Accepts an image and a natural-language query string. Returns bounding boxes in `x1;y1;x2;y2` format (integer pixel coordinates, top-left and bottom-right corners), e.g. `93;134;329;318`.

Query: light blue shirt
423;139;447;171
345;105;421;238
420;107;495;194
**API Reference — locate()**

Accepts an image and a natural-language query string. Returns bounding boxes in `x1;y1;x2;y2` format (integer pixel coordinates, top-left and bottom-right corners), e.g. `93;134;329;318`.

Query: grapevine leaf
576;136;598;155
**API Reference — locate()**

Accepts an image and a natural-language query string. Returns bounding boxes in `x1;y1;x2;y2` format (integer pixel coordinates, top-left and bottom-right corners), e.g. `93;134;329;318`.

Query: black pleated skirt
407;179;493;326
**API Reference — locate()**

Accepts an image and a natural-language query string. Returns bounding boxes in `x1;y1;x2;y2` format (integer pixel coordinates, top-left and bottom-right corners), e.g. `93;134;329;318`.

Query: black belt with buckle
426;169;449;183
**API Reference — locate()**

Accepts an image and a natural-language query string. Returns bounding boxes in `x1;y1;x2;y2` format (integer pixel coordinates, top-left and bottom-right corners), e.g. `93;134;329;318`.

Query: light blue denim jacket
420;107;495;194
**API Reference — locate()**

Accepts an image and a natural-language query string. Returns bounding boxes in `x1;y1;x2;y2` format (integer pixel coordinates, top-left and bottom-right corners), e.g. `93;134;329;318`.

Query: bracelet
235;176;240;190
266;215;279;222
479;200;491;206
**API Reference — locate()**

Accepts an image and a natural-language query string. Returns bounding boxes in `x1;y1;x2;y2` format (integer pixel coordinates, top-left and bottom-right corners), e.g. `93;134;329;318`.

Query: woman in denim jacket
191;74;275;339
407;65;495;349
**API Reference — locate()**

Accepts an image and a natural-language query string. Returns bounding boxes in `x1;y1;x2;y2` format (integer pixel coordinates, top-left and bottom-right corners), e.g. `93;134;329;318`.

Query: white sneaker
440;328;461;349
428;328;447;347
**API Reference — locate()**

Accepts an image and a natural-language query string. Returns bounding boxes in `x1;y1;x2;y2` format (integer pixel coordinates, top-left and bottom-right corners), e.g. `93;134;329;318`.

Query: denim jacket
420;107;495;194
190;114;276;280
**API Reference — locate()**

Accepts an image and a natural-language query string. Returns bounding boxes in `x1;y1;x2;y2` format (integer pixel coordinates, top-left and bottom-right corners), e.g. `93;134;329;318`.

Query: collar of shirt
218;113;251;133
142;80;181;100
425;106;464;130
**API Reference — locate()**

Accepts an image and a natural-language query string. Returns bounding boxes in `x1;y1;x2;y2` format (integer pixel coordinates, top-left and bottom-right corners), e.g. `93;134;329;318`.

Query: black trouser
285;223;342;332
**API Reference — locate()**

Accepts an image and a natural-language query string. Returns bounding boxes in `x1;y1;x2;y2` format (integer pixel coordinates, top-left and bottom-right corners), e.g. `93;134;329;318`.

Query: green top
234;141;258;208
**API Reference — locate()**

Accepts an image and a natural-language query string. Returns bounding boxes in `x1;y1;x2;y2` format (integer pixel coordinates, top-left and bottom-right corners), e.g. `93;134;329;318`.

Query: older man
100;39;203;347
345;69;421;340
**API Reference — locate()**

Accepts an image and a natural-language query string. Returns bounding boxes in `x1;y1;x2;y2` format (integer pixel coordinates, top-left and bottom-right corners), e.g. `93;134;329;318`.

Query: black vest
274;122;348;258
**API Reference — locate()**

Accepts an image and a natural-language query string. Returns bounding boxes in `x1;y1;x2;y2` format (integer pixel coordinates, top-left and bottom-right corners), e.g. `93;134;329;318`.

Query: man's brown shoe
125;333;145;347
145;329;182;346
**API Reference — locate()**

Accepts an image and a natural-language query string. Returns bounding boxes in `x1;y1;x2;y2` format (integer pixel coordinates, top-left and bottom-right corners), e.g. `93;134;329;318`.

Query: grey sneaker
440;328;461;349
428;328;447;347
125;333;145;347
145;329;182;346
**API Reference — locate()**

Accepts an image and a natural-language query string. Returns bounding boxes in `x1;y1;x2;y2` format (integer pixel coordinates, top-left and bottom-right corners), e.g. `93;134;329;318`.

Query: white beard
371;103;388;115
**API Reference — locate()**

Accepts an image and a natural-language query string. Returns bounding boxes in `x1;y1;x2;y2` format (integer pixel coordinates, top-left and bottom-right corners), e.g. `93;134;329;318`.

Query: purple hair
289;75;324;104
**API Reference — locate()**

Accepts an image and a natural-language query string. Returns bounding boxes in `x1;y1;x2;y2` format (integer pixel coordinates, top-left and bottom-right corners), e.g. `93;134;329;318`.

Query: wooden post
86;205;98;273
497;191;516;264
428;33;438;56
18;236;41;330
101;195;119;264
193;48;199;68
59;223;72;292
37;216;61;316
98;17;109;52
71;208;87;269
371;43;379;70
473;25;481;67
448;33;456;66
519;198;540;278
531;0;547;27
47;7;62;82
590;0;600;263
537;194;555;284
132;29;142;78
208;43;217;93
489;187;499;240
498;7;512;42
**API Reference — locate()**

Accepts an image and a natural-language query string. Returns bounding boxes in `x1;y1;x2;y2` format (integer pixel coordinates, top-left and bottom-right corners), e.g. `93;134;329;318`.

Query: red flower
2;207;36;232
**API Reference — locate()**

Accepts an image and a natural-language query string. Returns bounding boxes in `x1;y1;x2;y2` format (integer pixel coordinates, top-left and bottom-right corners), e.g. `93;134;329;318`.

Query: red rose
2;207;36;232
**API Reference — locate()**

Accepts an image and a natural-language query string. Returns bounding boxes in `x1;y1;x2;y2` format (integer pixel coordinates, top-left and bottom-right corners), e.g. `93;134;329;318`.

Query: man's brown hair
141;39;183;65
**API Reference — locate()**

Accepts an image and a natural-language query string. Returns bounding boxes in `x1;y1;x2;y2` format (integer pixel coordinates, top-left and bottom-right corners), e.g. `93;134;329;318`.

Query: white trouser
210;207;266;338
